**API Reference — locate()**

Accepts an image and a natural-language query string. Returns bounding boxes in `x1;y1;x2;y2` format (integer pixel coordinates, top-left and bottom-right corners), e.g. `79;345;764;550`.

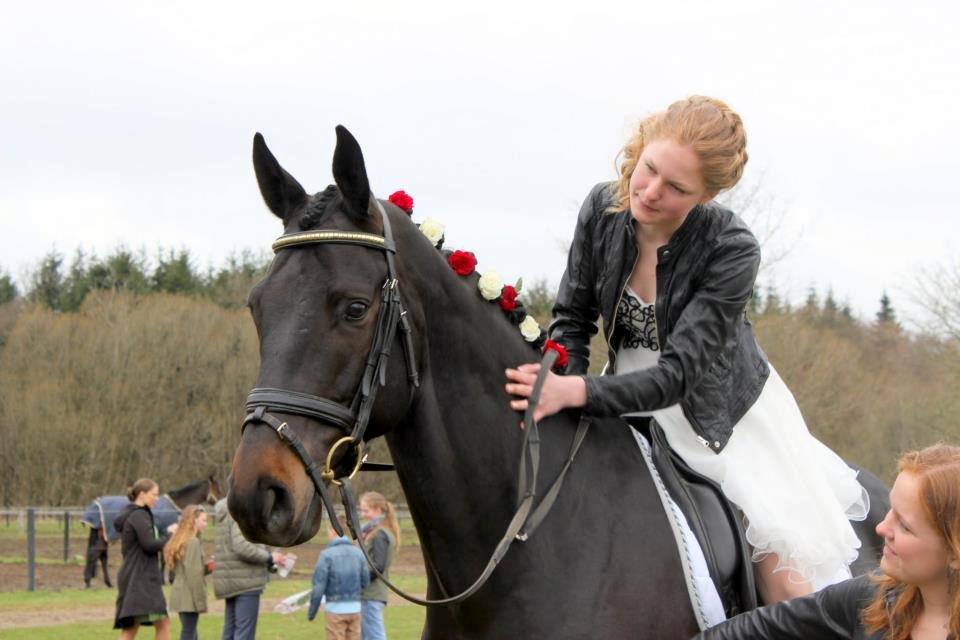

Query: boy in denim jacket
308;515;371;640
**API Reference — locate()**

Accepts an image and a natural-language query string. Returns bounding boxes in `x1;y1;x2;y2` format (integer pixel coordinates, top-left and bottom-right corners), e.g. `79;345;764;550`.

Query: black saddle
631;417;757;618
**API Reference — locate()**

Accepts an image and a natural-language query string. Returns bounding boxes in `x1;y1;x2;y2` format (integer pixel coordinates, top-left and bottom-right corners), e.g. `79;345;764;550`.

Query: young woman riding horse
505;96;869;603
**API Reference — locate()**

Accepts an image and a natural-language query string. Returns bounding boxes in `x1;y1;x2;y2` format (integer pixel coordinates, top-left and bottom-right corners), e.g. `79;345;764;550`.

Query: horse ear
252;132;308;222
332;125;371;221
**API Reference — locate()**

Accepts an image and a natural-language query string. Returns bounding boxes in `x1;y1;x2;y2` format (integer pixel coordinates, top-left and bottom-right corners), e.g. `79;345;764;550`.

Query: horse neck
388;232;542;565
166;481;206;508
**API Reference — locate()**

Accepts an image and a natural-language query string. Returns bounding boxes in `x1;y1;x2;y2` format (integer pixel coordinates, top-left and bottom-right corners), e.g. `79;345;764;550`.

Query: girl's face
359;500;383;521
629;139;714;234
876;471;957;586
195;511;207;533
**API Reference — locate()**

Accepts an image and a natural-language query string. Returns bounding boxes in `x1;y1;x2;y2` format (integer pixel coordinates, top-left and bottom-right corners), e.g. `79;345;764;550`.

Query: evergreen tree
102;248;150;293
153;249;201;294
876;291;898;326
803;285;820;315
763;285;783;315
29;251;65;311
0;269;18;304
822;287;839;325
840;301;854;322
61;249;90;312
747;286;763;316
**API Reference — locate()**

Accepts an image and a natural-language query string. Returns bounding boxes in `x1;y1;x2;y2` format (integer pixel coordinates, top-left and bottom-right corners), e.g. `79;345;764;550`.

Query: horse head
229;127;426;545
206;474;225;504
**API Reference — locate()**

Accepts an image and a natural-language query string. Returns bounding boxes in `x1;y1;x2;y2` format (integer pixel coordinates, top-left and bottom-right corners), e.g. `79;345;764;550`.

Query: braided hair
612;96;748;212
298;184;340;230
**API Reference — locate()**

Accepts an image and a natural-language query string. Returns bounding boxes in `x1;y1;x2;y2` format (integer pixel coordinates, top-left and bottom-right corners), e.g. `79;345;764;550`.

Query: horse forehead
262;246;388;300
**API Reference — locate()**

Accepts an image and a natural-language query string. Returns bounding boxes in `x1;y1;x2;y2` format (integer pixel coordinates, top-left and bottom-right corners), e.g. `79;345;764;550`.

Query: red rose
543;339;569;370
447;250;477;276
498;285;518;311
388;190;414;213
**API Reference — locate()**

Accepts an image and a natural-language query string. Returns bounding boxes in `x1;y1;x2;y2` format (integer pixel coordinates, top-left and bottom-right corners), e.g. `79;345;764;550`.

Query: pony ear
252;133;308;222
332;125;371;221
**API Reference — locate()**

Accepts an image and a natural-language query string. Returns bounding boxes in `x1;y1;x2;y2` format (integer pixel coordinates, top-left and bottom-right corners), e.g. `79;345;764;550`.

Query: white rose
519;315;540;342
419;218;445;246
477;270;503;301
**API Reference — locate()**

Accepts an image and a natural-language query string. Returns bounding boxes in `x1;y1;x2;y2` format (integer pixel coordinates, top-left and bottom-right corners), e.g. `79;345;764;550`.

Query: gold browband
271;230;387;253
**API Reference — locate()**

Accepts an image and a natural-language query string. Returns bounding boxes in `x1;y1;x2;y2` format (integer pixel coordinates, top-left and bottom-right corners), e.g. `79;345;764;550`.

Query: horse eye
345;301;369;320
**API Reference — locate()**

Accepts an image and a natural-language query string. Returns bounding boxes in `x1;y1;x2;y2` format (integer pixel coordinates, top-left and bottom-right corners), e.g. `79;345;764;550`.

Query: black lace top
615;289;659;351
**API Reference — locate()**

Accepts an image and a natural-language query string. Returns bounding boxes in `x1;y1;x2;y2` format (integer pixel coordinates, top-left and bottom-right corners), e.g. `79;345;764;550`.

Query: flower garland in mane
388;190;568;372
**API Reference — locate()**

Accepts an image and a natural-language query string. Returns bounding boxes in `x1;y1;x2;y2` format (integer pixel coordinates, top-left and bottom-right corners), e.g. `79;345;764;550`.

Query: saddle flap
638;418;758;617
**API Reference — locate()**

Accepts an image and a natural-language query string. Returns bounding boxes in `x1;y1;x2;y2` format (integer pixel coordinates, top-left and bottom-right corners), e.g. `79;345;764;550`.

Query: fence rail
2;504;412;591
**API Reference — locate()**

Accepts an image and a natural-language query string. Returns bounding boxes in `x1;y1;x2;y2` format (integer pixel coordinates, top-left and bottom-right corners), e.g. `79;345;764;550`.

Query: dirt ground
0;537;425;629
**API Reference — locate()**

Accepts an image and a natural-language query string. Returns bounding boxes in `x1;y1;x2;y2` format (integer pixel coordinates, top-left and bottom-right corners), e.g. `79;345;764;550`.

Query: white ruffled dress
614;287;869;588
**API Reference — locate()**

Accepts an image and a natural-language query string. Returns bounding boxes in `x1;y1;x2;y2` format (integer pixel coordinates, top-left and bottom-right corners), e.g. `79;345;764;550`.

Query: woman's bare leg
119;622;139;639
154;617;170;640
755;553;813;603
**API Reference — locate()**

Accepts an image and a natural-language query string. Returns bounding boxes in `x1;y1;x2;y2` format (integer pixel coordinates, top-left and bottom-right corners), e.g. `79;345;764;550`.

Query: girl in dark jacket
694;443;960;639
505;96;869;604
114;478;177;639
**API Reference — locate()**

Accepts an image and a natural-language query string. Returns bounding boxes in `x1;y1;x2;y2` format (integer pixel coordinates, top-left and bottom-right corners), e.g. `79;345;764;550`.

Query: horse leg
101;544;112;588
83;528;99;588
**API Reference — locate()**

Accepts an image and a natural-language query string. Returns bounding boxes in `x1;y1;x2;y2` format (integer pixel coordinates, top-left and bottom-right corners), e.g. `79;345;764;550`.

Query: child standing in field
359;492;399;640
164;505;212;640
308;514;370;640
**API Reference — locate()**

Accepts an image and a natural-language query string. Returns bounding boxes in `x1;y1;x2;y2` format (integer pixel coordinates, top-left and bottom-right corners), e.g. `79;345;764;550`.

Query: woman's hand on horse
505;363;587;424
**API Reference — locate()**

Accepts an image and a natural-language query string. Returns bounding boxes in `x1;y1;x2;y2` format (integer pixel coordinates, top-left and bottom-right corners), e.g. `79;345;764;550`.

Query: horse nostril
260;481;293;532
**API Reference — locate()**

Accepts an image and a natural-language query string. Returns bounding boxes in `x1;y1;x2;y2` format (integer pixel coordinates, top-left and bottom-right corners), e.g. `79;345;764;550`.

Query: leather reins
241;198;591;606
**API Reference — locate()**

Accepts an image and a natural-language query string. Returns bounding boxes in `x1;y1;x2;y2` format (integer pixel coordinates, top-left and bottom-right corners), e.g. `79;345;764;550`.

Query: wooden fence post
26;508;36;591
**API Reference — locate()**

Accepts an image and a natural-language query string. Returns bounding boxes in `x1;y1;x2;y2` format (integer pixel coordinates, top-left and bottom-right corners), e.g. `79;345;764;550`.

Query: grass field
0;606;426;639
0;576;429;639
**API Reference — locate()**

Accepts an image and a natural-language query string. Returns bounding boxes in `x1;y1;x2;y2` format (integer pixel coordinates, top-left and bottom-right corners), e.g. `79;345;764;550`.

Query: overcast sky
2;1;957;323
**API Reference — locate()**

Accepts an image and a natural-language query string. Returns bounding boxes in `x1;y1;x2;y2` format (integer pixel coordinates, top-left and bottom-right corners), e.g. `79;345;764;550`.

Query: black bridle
241;198;591;606
242;200;419;538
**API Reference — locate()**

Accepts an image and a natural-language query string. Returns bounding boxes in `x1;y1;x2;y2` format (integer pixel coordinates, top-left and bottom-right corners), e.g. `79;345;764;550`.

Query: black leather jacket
549;182;770;452
693;573;954;639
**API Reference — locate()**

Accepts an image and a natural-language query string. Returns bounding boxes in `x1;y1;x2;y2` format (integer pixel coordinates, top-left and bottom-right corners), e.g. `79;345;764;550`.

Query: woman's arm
584;226;761;417
308;556;329;621
228;519;272;566
693;576;870;640
130;510;168;554
366;530;391;580
183;538;207;610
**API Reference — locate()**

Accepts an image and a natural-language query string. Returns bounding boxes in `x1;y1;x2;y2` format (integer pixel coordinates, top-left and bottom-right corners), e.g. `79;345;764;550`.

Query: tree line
0;247;958;506
0;246;272;312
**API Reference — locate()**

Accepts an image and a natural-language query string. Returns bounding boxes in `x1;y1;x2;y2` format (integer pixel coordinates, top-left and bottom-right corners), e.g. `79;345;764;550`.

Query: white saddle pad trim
630;427;727;630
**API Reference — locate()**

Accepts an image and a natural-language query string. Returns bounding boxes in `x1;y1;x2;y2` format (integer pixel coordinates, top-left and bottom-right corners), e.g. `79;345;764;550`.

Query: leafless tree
905;254;960;341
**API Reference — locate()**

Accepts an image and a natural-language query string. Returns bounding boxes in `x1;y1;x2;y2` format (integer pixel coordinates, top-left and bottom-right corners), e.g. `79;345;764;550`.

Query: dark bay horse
81;476;223;588
228;127;889;638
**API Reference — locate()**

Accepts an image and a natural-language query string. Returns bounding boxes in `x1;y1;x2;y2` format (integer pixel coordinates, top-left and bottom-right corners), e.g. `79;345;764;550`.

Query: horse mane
298;184;340;230
296;183;544;363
